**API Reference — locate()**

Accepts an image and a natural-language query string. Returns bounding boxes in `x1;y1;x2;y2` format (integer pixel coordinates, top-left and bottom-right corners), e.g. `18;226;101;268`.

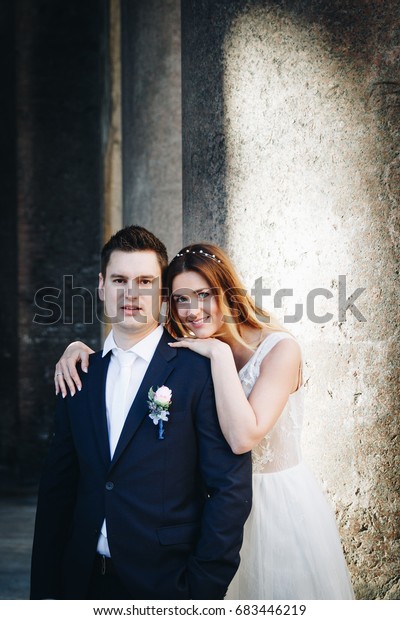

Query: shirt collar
102;324;164;362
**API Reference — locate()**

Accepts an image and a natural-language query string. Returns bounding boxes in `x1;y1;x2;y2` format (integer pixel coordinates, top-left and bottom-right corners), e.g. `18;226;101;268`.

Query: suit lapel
109;330;177;468
88;351;112;467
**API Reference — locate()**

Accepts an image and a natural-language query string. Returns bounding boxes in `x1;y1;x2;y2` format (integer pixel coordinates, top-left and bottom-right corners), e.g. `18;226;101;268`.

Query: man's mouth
121;304;141;313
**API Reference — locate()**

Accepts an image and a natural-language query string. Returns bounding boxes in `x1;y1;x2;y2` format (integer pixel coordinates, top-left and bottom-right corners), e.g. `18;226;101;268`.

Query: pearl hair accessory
174;249;221;263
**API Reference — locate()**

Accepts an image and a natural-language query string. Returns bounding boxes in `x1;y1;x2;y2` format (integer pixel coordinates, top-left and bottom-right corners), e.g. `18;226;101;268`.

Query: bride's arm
54;341;95;397
168;338;301;454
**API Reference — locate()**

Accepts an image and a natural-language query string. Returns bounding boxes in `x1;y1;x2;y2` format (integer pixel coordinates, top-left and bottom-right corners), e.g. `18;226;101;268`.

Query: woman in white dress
54;243;354;600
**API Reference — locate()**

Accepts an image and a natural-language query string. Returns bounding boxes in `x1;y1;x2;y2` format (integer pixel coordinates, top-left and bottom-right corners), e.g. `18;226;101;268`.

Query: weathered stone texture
11;0;107;484
103;0;123;243
182;0;236;247
0;0;19;486
182;0;399;599
121;0;182;258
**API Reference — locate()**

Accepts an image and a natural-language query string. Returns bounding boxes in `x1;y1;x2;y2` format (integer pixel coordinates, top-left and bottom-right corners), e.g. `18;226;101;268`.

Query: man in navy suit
30;225;252;600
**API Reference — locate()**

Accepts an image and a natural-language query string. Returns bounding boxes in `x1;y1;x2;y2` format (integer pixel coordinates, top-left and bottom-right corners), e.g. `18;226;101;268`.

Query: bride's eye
174;295;190;304
198;291;210;299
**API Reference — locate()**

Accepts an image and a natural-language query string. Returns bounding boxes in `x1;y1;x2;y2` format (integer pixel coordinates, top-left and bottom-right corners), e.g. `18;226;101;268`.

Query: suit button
105;481;114;490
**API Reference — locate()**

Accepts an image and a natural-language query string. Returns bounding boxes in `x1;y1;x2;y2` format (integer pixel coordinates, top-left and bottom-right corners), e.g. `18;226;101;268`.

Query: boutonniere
148;385;172;440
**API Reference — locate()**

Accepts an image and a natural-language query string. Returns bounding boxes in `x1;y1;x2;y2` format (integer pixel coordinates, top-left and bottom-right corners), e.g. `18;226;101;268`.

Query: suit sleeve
30;394;79;599
187;373;252;600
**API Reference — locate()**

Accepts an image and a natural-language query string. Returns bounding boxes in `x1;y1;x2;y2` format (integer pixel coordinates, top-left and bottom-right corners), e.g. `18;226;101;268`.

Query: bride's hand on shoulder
168;337;230;360
54;341;95;398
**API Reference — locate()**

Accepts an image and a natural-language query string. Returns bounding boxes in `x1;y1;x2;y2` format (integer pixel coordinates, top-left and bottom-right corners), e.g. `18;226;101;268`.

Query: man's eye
113;278;125;284
140;279;152;286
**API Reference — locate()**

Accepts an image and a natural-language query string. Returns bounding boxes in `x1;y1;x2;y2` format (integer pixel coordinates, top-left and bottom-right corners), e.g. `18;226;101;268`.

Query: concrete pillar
103;0;123;244
182;0;399;599
0;0;18;486
182;1;236;246
13;0;108;485
121;0;182;258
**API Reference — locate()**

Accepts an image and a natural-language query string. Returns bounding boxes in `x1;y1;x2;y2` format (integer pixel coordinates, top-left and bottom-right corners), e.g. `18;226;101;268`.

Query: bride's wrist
210;340;231;362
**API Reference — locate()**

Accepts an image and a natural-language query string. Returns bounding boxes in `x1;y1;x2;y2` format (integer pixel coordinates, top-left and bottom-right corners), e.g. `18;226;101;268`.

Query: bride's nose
186;306;201;319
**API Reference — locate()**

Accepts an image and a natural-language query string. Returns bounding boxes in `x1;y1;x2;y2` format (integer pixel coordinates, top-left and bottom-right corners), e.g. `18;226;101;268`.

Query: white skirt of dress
226;461;354;600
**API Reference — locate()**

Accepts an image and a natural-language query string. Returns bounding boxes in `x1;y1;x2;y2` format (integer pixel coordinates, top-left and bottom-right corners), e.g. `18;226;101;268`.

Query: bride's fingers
59;359;78;397
168;340;196;348
54;364;63;396
80;351;91;373
54;363;67;398
65;359;83;394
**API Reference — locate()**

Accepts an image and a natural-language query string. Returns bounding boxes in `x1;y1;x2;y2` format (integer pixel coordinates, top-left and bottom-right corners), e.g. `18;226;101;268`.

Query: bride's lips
188;316;209;328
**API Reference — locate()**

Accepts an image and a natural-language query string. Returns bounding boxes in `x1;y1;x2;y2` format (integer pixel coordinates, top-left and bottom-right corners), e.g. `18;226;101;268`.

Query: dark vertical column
121;0;182;257
0;0;18;488
181;0;239;246
12;0;108;487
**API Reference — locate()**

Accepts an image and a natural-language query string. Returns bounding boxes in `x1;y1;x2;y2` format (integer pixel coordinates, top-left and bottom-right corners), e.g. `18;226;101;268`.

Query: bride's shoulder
259;329;297;346
258;331;301;362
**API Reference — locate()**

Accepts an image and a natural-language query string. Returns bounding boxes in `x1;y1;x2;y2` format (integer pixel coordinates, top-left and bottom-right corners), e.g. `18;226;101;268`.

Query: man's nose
125;283;139;297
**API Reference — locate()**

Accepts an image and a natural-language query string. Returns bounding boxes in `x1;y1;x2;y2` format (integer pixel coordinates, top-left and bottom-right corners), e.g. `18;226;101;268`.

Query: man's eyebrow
109;273;158;279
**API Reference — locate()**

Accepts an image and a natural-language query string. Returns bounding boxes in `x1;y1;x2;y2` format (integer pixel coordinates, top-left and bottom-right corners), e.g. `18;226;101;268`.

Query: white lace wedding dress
226;332;354;600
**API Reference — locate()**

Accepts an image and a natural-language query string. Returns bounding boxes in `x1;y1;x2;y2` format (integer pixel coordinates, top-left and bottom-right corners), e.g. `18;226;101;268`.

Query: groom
30;225;252;600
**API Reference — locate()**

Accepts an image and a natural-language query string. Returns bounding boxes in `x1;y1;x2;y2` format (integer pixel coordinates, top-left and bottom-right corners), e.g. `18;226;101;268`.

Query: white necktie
108;349;137;458
100;349;137;549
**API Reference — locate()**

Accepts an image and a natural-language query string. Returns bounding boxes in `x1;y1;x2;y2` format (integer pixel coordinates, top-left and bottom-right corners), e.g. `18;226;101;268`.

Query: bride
54;243;354;600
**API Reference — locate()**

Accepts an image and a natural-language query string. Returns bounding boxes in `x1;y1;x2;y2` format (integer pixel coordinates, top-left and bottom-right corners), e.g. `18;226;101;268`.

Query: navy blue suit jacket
30;329;252;599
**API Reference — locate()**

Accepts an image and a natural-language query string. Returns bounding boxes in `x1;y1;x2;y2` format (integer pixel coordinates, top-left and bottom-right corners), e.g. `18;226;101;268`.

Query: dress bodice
239;332;304;474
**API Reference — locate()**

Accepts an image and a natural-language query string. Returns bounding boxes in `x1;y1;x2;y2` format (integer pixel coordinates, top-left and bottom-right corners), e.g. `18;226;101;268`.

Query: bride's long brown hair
164;243;286;347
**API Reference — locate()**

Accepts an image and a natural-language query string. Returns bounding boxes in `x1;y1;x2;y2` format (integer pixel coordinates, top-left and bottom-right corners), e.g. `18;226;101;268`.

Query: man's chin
113;316;159;332
118;317;150;328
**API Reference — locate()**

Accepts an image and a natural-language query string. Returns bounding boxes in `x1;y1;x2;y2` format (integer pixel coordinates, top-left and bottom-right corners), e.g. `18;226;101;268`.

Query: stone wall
121;0;182;258
0;0;19;487
182;0;399;599
1;0;108;487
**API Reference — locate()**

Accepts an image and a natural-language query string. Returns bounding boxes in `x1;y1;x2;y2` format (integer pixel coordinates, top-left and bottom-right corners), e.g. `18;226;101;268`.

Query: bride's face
171;270;225;338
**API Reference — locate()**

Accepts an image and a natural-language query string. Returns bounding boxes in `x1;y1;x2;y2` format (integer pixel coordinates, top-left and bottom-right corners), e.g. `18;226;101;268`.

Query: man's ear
98;272;105;301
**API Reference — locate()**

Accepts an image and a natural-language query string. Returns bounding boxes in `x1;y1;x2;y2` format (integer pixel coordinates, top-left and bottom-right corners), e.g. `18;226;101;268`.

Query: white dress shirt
97;324;164;557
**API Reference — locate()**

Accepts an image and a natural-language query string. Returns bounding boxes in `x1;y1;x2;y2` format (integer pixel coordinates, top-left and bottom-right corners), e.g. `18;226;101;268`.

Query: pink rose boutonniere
148;385;172;440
